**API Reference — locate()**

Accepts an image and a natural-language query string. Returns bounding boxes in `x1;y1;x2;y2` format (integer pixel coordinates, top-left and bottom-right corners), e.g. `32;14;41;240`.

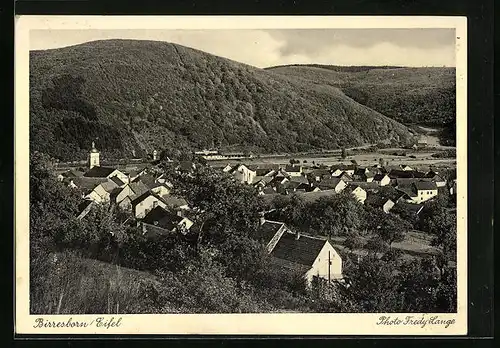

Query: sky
30;28;456;68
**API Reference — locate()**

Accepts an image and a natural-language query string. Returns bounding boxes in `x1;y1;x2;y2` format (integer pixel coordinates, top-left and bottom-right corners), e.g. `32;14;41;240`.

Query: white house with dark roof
83;165;128;183
284;164;303;177
397;180;438;204
131;191;168;219
255;219;343;287
347;185;367;204
373;173;391;186
316;177;347;193
85;180;119;203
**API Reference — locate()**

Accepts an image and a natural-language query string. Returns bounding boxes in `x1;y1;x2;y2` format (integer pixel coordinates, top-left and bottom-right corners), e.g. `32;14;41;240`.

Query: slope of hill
266;64;456;127
30;40;414;161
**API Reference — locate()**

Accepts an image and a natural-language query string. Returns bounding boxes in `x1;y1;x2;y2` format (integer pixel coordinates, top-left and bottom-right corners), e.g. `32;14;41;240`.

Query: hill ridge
30;39;415;161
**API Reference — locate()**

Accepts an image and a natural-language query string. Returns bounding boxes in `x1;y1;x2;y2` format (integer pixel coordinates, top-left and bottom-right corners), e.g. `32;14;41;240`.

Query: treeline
30;152;456;314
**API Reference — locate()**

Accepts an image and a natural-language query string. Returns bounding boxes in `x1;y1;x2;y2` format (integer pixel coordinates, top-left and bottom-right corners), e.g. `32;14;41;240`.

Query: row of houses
59;145;194;239
220;162;447;206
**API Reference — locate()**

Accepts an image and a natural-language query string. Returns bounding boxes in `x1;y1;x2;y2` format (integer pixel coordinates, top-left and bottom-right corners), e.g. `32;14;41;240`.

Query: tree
161;165;263;249
343;255;403;312
341;147;347;159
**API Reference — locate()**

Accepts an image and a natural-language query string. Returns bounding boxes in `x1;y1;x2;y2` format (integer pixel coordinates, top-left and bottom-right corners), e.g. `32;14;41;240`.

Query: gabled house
255;220;343;288
85;180;119;203
284;164;303;177
162;195;190;215
309;168;332;182
141;206;194;239
365;194;395;213
110;181;150;208
353;168;376;182
131;191;168;219
316;178;346;193
231;164;257;184
255;164;280;177
57;169;84;182
425;171;447;187
346;185;367;204
373;173;391;186
397;180;438;204
83;166;128;183
331;164;356;176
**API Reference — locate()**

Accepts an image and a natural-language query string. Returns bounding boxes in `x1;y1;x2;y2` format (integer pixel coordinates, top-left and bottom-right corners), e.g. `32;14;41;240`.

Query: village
54;140;457;290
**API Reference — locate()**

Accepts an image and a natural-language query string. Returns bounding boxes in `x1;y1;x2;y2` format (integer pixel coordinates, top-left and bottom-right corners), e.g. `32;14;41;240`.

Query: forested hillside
267;64;456;127
30;40;414;161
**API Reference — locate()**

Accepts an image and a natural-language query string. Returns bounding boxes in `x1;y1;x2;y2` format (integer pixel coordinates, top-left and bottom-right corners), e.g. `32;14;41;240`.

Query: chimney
128;173;131;185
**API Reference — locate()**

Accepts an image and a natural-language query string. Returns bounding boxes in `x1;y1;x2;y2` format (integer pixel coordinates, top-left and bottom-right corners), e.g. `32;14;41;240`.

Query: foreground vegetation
30;152;456;314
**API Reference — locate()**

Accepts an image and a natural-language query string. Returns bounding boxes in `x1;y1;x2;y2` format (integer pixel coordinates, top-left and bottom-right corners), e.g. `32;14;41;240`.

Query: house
400;165;414;171
283;181;310;194
365;194;395;213
162;195;190;214
413;181;438;203
85;180;119;203
373;173;391;186
57;169;84;182
125;167;149;182
114;181;150;203
284;164;303;177
353;168;376;182
346;185;367;204
131;191;168;219
231;164;257;184
252;176;274;189
255;164;280;177
316;178;346;193
141;206;194;239
255;220;343;287
309;168;332;182
109;175;127;188
331;164;356;176
397;181;438;204
83;166;129;183
425;171;447;187
76;200;95;220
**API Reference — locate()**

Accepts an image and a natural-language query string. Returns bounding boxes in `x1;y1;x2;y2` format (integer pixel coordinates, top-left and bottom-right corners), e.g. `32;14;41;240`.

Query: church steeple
89;141;100;169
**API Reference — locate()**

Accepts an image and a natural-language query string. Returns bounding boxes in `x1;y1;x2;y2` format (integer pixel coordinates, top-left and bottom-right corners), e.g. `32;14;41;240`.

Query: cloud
30;28;456;68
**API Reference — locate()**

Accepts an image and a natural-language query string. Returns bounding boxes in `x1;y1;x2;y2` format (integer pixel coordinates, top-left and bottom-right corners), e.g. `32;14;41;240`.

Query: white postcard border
15;15;468;336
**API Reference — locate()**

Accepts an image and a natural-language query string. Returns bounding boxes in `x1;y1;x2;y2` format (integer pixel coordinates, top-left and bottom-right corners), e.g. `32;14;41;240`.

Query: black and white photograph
15;16;467;335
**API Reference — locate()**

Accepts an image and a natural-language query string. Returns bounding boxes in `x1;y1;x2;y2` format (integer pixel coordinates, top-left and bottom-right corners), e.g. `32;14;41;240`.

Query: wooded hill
266;64;456;127
30;39;415;161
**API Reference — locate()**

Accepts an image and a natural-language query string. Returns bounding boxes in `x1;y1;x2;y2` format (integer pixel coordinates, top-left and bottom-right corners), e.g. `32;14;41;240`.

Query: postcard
15;15;467;335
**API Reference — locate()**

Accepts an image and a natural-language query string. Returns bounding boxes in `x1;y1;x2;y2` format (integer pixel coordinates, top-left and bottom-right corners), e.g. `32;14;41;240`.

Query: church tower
88;141;100;169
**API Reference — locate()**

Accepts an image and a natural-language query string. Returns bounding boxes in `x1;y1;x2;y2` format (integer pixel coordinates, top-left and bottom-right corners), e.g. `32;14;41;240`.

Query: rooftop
84;166;117;178
271;232;327;267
